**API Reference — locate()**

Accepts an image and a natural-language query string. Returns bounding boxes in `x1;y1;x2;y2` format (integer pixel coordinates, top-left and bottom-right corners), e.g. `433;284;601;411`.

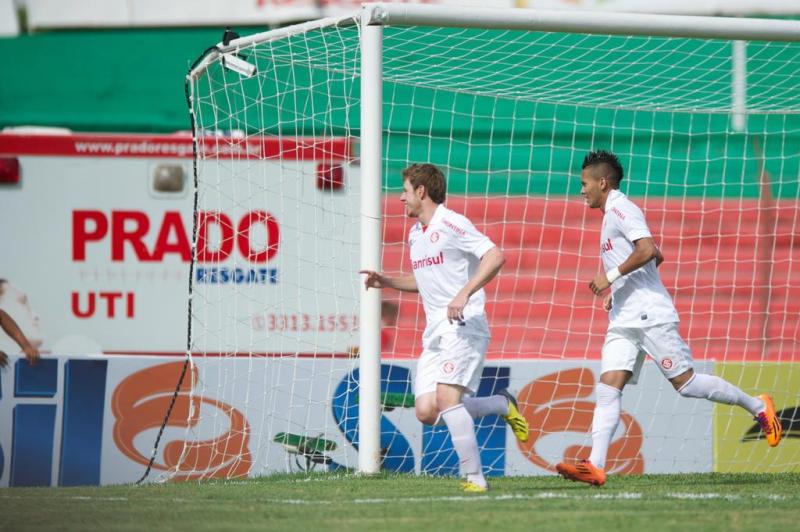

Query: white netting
171;16;800;480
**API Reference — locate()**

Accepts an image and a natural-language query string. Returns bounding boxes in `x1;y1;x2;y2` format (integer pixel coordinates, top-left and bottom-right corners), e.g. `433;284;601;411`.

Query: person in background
0;279;42;367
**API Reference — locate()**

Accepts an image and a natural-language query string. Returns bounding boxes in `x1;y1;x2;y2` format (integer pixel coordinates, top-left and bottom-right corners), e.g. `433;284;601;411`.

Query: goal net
159;6;800;480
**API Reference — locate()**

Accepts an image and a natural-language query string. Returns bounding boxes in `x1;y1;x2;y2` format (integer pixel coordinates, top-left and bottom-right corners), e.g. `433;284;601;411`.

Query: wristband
606;267;621;284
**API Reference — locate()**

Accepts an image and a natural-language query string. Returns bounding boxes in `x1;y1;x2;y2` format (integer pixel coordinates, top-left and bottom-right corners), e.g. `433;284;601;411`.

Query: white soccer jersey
408;205;496;347
601;189;679;328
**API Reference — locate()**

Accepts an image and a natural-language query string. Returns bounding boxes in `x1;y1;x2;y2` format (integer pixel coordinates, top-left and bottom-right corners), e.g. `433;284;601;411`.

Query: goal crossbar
189;3;800;81
363;3;800;42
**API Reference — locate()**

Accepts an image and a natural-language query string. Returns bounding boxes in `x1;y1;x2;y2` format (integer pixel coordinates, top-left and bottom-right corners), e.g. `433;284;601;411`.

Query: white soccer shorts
415;331;489;397
601;322;694;384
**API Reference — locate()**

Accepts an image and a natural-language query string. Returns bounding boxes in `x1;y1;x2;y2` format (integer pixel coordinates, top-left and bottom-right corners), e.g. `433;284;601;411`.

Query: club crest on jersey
412;251;444;270
661;358;673;370
430;231;440;243
601;238;613;252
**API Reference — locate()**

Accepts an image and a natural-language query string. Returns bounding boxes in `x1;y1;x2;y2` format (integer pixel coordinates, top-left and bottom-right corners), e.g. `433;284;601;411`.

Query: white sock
588;383;622;470
461;394;508;418
441;403;486;487
678;373;764;416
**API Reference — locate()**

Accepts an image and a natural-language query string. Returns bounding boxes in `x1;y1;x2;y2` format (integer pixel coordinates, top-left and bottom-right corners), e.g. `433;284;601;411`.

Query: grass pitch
1;472;797;531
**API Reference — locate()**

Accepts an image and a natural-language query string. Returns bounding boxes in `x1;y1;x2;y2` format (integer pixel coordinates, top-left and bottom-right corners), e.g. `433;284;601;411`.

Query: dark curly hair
582;150;624;187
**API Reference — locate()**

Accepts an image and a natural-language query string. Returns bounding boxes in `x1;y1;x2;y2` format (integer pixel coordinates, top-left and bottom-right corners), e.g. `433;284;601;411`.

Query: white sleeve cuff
474;239;496;259
628;229;652;242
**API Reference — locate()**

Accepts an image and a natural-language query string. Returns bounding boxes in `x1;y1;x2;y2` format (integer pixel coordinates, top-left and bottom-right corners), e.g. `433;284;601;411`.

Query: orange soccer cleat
755;394;782;448
556;460;607;487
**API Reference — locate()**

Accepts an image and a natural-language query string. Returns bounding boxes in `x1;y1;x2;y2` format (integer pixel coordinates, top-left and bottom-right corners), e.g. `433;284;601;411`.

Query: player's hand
0;351;7;369
359;270;387;290
589;272;611;295
447;291;469;325
603;294;613;312
23;345;40;366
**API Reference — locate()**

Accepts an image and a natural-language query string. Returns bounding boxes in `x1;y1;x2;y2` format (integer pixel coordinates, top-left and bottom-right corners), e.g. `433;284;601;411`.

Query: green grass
2;473;798;532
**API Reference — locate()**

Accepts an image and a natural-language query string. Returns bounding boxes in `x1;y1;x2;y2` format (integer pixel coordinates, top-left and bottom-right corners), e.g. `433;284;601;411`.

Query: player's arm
359;270;418;293
448;246;505;323
654;244;664;267
0;309;40;365
589;237;660;295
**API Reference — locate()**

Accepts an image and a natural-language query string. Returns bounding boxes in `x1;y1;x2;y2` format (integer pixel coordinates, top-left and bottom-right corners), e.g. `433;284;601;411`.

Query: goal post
359;21;384;475
157;5;800;481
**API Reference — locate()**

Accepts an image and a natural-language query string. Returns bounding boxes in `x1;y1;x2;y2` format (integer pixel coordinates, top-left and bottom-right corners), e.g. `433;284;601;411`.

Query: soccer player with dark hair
556;150;782;486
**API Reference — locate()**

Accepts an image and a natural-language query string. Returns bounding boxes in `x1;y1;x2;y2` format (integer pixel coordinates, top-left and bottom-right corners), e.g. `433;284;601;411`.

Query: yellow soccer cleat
556;460;607;487
756;394;782;448
499;389;530;443
460;479;489;493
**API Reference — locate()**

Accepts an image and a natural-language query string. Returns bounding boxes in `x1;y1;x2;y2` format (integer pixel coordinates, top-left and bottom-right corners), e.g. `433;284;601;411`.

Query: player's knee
671;369;695;394
435;394;459;413
415;404;439;425
435;383;464;411
599;370;631;391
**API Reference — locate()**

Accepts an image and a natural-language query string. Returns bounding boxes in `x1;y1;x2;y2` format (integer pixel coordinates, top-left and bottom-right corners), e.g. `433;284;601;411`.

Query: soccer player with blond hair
361;163;529;492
